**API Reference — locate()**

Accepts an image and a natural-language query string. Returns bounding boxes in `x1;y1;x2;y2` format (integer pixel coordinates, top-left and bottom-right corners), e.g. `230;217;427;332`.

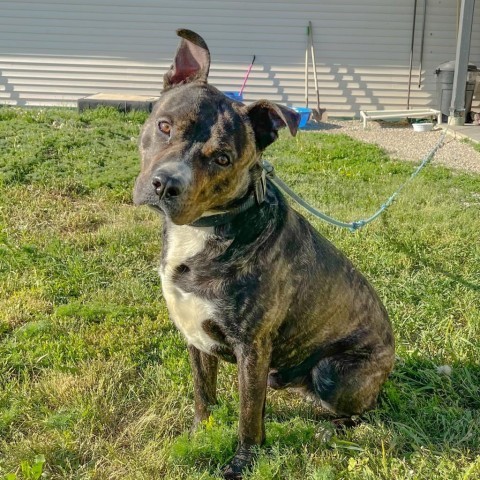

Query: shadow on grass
378;356;480;452
388;236;480;293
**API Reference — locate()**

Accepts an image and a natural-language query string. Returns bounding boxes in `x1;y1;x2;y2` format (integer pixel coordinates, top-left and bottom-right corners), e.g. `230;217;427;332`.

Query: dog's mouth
146;197;182;218
134;181;180;218
145;196;205;225
147;203;164;215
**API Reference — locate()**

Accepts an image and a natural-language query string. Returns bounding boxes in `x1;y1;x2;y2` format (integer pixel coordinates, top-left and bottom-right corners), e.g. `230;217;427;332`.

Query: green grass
465;138;480;154
1;106;479;479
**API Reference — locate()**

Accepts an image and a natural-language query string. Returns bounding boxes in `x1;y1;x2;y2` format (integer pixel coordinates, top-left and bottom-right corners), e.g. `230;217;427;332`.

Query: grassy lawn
0;107;479;480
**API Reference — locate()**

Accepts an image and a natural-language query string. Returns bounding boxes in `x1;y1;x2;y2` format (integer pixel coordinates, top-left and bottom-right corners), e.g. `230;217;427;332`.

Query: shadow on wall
0;57;423;114
259;61;410;115
262;63;289;105
0;73;21;106
328;64;384;113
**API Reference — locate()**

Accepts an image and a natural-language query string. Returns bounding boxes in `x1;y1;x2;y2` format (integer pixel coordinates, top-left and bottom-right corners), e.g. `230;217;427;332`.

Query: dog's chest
160;223;221;354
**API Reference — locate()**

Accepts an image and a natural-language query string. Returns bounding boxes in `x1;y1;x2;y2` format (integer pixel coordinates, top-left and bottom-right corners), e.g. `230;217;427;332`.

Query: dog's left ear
246;100;300;151
163;29;211;90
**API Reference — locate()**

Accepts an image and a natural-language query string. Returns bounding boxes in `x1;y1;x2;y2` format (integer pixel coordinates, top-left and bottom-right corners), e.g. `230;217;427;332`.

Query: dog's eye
158;121;171;136
214;154;231;167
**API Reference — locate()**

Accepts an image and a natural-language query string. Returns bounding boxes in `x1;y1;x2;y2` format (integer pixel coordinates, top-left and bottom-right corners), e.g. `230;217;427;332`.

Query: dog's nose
152;173;183;199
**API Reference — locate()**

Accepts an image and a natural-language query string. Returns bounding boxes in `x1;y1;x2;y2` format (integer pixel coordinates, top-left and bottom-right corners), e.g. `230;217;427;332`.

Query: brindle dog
134;29;395;479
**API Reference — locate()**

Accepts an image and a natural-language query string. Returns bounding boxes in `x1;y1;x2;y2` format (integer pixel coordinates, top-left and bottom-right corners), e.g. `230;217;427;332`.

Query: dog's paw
223;446;255;479
190;413;210;433
223;465;243;480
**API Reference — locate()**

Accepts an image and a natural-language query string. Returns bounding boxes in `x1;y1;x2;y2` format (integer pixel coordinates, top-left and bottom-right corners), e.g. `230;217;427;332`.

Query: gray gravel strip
312;120;480;175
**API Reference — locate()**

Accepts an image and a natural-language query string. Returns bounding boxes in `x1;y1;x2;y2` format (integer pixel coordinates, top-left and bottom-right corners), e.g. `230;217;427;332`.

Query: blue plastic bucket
224;91;243;101
293;107;312;128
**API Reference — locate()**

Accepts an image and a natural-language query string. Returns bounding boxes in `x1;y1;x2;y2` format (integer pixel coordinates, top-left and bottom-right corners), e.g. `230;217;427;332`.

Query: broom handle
309;21;321;112
239;55;256;96
305;24;310;107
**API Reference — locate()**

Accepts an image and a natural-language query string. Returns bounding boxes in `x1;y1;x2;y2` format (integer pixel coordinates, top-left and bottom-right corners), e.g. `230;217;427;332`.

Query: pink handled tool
239;55;256;96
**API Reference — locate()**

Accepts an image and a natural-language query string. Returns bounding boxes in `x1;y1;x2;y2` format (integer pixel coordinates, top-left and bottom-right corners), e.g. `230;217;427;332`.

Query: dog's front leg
224;339;272;479
188;345;218;428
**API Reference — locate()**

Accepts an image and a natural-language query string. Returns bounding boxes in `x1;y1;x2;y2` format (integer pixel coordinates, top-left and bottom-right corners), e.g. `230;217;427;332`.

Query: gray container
435;60;478;121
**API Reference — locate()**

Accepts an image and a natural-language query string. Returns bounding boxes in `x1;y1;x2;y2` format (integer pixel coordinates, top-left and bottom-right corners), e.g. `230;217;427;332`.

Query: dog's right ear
246;100;300;151
163;29;211;90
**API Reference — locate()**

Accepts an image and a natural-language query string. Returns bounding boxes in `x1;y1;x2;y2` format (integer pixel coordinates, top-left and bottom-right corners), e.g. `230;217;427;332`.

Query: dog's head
133;29;299;225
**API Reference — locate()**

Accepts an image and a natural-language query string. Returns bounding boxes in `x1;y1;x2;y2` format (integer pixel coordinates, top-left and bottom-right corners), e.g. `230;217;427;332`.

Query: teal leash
262;126;448;232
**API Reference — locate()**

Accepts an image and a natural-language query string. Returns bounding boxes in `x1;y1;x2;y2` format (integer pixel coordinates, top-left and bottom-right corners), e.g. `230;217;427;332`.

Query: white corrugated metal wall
0;0;478;116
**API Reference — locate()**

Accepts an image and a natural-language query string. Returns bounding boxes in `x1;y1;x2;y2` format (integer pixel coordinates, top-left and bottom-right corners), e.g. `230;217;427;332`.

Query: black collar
189;193;257;227
189;167;267;228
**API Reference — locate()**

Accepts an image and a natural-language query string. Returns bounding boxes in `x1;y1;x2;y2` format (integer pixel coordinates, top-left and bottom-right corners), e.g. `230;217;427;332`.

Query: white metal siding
0;0;478;116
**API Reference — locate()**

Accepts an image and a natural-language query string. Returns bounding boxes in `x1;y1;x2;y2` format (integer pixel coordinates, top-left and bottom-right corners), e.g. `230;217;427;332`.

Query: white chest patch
160;222;221;354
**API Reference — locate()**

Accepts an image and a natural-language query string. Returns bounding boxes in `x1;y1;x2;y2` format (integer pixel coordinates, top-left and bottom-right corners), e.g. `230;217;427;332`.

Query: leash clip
262;160;275;178
254;167;267;204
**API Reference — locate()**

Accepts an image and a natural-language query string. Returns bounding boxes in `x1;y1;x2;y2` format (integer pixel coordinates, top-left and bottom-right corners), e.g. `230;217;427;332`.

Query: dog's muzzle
133;159;192;209
152;172;185;200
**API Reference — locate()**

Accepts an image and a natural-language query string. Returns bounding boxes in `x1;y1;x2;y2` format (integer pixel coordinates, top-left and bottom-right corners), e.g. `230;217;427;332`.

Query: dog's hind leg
310;345;394;416
267;368;309;390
